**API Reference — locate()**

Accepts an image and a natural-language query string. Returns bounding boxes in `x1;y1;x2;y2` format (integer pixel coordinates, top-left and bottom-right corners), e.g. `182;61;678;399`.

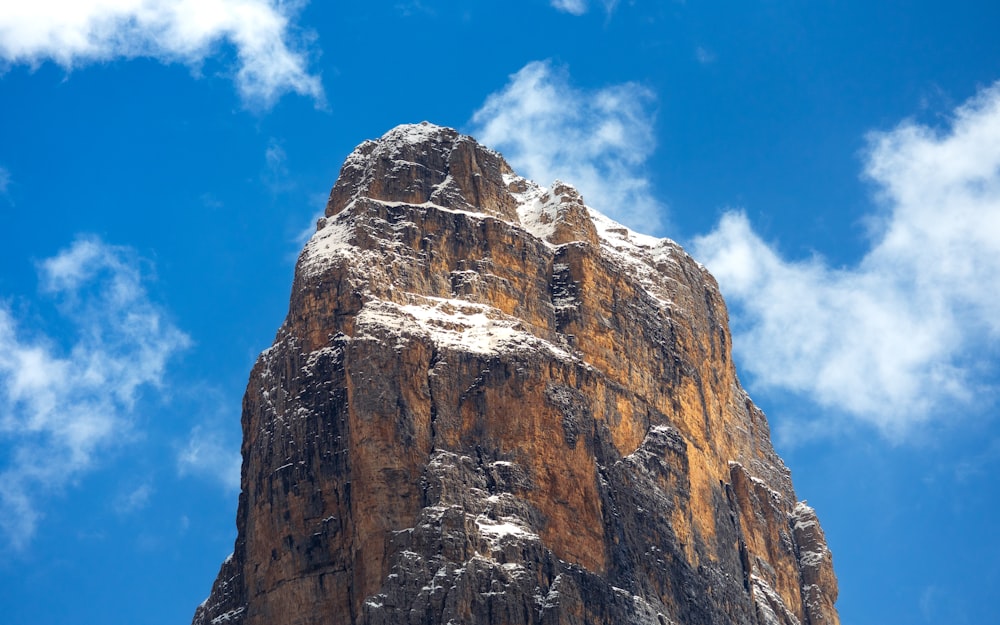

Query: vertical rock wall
192;123;839;625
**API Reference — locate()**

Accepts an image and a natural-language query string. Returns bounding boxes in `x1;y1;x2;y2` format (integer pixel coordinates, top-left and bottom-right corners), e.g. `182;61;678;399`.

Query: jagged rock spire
193;124;839;625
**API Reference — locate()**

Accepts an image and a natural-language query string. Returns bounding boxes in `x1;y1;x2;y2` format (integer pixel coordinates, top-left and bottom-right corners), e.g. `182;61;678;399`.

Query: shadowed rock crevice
192;123;839;625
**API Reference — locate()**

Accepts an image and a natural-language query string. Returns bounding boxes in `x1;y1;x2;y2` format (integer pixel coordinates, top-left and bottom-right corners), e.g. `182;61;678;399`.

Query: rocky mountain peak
323;122;599;247
193;125;839;625
325;122;518;221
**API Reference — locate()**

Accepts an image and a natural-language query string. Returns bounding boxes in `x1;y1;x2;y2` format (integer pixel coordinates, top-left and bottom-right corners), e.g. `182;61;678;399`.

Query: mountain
191;123;839;625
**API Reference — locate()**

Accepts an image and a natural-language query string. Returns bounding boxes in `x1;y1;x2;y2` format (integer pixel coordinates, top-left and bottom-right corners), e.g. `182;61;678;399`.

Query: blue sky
1;2;999;623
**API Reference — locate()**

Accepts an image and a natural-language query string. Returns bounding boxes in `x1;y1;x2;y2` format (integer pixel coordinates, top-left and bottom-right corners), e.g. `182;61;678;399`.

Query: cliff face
192;123;838;625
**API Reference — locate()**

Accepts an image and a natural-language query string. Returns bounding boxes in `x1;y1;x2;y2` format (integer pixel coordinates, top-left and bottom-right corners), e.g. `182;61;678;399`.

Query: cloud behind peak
694;81;1000;440
470;60;663;234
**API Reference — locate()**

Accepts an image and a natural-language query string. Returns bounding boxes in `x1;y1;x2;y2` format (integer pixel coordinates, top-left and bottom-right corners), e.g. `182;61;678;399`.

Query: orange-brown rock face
192;122;839;625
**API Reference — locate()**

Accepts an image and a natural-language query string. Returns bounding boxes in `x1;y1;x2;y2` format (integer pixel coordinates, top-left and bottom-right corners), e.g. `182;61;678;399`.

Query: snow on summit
298;123;699;359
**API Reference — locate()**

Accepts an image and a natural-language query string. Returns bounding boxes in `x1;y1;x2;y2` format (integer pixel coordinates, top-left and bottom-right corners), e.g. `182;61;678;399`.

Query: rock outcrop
192;122;839;625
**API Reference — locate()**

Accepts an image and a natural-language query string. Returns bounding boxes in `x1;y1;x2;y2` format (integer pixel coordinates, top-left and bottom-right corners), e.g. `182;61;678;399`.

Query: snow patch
750;574;801;625
355;296;573;359
507;175;560;243
792;501;818;530
475;514;538;542
383;121;452;147
210;607;246;625
589;209;685;309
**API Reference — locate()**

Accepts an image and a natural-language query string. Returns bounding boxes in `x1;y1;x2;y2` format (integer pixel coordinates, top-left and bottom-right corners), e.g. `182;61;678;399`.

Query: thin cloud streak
549;0;618;15
470;60;664;234
0;237;189;547
550;0;588;15
113;482;154;515
262;138;293;193
177;424;241;492
694;82;1000;439
0;0;324;108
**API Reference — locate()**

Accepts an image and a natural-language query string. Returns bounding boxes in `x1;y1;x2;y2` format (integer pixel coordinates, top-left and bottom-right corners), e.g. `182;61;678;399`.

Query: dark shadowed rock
192;122;839;625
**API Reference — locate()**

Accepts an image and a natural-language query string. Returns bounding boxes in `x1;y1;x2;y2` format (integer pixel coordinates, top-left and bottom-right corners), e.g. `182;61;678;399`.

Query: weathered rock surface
192;122;839;625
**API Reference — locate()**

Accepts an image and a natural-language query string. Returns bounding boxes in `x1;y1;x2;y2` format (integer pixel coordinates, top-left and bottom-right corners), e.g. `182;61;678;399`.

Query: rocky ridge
192;122;839;625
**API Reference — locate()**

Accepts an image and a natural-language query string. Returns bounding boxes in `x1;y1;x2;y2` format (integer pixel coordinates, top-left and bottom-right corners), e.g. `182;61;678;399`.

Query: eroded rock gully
192;123;839;625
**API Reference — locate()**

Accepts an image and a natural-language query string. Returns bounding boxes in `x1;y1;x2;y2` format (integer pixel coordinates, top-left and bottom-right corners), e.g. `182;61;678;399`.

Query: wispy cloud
395;1;434;18
549;0;618;15
292;190;331;254
113;482;154;515
470;60;663;233
200;192;223;210
0;237;189;547
262;138;293;193
953;438;1000;483
0;0;324;108
177;424;241;492
695;46;716;65
550;0;588;15
694;82;1000;440
0;166;11;207
0;165;12;206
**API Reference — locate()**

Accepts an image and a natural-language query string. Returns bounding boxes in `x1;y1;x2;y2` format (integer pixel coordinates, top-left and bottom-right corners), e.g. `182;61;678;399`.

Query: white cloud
470;60;663;233
0;166;10;195
551;0;588;15
694;82;1000;439
0;0;324;108
177;424;241;492
0;237;189;547
549;0;618;15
